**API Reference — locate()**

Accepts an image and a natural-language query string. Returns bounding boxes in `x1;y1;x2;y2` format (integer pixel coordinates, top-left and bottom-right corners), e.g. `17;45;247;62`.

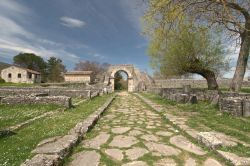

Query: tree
13;53;47;82
144;0;250;92
114;72;123;90
47;57;66;83
74;61;110;82
114;71;128;90
148;24;228;90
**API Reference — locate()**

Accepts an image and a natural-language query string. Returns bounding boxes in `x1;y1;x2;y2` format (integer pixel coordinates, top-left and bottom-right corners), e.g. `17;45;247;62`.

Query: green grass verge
0;104;62;130
140;92;250;157
0;82;37;87
0;94;113;166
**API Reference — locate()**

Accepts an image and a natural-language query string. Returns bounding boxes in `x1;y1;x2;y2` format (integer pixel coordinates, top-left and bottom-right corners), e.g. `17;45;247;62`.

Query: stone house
1;66;41;83
64;71;93;83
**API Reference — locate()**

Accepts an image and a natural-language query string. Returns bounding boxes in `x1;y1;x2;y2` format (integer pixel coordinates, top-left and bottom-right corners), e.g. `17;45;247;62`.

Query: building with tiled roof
1;65;41;83
64;71;94;83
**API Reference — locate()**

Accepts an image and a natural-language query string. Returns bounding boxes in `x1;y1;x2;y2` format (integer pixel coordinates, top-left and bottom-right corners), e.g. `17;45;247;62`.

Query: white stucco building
1;66;41;83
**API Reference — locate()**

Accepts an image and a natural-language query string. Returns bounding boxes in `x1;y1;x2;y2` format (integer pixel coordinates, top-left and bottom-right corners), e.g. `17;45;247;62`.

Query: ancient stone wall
0;87;91;98
148;87;250;117
154;79;250;89
1;96;72;108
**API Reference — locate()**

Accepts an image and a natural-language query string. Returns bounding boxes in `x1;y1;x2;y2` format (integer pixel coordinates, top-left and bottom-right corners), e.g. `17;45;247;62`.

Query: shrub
0;77;5;83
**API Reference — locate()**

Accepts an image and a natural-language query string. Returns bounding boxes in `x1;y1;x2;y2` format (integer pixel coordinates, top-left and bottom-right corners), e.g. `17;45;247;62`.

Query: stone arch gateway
104;64;155;92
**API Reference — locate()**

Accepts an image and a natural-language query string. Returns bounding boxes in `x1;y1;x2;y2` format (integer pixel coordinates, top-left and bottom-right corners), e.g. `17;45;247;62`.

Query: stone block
183;85;191;94
243;99;250;117
32;134;79;158
189;95;198;104
21;154;60;166
197;132;222;149
217;150;250;166
197;132;237;149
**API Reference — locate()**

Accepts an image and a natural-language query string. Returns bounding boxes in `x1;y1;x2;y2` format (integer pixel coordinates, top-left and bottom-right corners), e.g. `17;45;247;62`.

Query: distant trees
13;53;47;82
114;71;128;90
47;57;66;83
144;0;250;91
13;53;66;83
74;61;110;82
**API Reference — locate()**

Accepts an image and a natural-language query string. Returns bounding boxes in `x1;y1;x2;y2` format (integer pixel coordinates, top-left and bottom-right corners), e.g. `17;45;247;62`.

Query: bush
0;77;5;83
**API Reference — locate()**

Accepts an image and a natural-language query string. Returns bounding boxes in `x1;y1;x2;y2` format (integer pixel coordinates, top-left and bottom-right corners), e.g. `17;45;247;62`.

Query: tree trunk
202;70;219;90
230;20;250;92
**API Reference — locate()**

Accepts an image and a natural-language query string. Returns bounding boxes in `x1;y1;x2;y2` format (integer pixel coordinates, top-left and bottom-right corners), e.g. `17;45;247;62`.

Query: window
18;73;21;78
8;73;12;78
28;73;32;79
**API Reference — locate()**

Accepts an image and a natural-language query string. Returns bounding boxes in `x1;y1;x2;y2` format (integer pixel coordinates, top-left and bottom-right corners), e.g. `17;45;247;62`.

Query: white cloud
0;0;30;16
0;1;84;64
87;52;105;59
60;17;86;28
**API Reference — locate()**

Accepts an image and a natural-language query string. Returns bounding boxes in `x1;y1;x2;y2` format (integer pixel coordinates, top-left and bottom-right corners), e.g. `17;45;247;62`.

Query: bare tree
74;61;110;82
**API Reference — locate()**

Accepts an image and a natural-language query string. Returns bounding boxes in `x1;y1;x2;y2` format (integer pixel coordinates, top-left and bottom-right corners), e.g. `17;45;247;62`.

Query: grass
0;104;61;130
141;92;250;158
219;87;250;93
0;94;113;166
0;82;37;87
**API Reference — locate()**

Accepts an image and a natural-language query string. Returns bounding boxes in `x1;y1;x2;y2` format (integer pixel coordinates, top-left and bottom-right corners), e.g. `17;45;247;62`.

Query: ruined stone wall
149;87;219;102
148;87;250;117
0;87;91;98
154;79;250;88
0;85;113;107
219;97;250;117
1;96;72;108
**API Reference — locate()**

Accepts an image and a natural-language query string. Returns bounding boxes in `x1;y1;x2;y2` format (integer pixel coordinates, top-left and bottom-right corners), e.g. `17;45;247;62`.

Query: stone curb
21;94;116;166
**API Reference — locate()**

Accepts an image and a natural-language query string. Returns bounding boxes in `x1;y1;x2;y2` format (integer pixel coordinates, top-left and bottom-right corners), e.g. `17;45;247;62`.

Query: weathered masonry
64;71;94;83
1;66;41;83
104;64;154;92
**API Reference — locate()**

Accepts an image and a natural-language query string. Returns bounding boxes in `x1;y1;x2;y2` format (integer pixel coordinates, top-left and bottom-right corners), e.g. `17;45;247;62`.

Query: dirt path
66;92;225;166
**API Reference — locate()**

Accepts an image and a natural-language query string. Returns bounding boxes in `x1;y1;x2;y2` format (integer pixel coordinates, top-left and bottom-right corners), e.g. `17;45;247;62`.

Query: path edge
21;94;116;166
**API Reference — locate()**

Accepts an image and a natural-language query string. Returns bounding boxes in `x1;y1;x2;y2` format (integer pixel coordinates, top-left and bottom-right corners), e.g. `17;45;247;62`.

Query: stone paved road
66;92;225;166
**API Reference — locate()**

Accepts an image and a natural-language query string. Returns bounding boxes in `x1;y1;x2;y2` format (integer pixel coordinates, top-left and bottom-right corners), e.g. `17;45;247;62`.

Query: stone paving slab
64;92;227;165
125;147;149;160
105;149;124;161
170;135;207;155
83;132;110;149
68;151;100;166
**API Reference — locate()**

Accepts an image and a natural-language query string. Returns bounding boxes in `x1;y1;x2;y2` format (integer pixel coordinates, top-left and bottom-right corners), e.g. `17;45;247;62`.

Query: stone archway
109;65;134;92
104;64;154;92
113;70;129;91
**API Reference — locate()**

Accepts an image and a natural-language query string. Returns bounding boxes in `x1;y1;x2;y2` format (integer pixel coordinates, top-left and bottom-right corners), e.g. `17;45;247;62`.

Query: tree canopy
148;24;229;89
74;61;110;82
13;53;47;82
144;0;250;91
47;57;66;83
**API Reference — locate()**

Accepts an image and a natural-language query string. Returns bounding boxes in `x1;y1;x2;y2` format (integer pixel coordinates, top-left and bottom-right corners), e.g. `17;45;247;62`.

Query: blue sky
0;0;151;72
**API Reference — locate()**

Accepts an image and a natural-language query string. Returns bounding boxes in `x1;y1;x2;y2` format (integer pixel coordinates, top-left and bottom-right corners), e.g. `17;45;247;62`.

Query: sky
0;0;151;73
0;0;247;79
